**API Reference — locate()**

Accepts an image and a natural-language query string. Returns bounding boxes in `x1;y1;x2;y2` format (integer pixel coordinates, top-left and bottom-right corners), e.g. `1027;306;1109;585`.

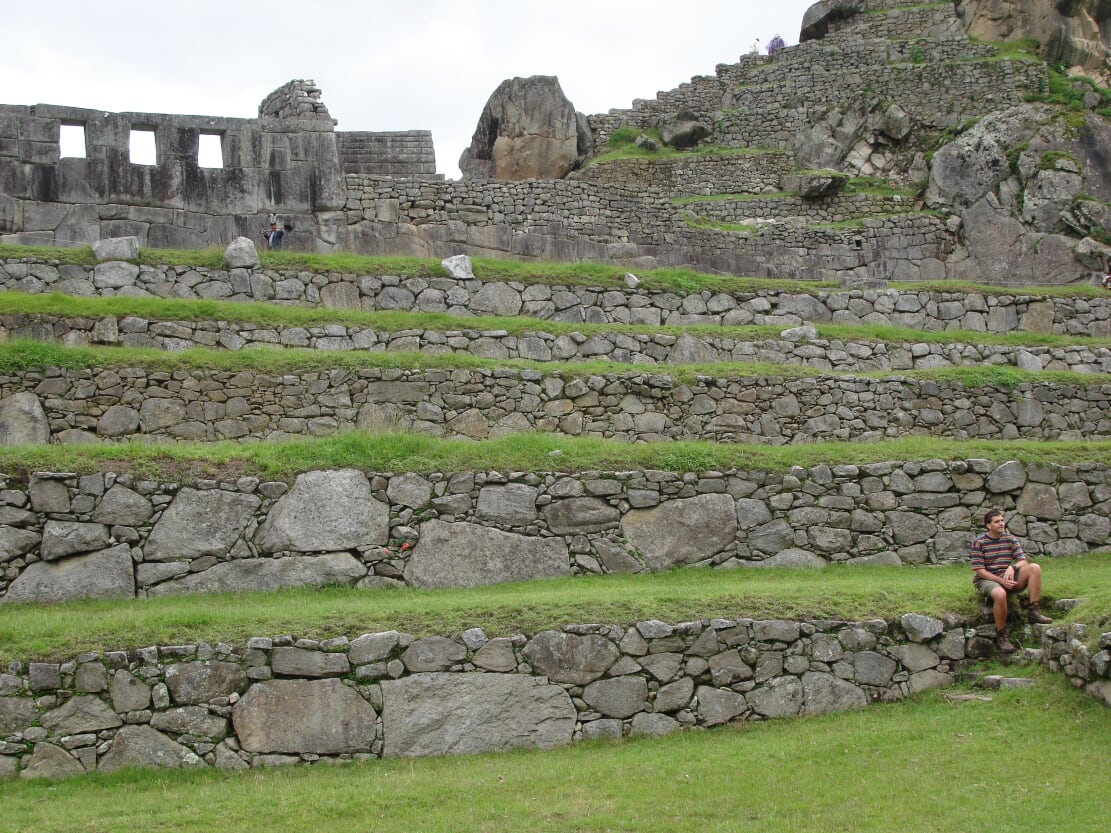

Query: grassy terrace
0;429;1110;482
2;341;1109;395
3;292;1110;352
1;551;1109;664
4;242;1109;299
1;669;1106;833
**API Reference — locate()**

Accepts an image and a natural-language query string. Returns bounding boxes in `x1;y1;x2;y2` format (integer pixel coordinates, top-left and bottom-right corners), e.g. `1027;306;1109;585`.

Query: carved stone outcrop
459;76;592;180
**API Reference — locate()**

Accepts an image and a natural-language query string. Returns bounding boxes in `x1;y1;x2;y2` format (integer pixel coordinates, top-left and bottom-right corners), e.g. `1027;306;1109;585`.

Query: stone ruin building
2;0;1111;285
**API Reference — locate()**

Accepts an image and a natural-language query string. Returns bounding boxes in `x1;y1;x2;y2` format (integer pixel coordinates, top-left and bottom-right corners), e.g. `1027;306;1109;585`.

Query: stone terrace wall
2;364;1108;446
339;176;958;279
0;614;1106;779
6;312;1110;374
3;258;1109;335
588;5;1039;148
678;194;919;225
0;459;1106;603
568;153;796;197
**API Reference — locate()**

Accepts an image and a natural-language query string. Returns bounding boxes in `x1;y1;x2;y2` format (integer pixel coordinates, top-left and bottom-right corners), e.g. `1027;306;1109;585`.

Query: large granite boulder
233;679;376;755
20;743;85;779
3;543;135;603
0;393;50;446
165;661;248;705
521;631;620;685
0;697;36;734
255;469;387;553
800;0;864;41
655;109;710;149
144;488;260;562
459;76;592;180
145;553;366;596
98;726;206;773
621;494;738;569
404;520;569;589
381;673;575;757
40;695;122;735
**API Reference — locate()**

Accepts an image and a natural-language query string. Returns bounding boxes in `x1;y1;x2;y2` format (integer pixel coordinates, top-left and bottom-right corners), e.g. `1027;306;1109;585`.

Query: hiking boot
1027;605;1053;625
996;630;1016;653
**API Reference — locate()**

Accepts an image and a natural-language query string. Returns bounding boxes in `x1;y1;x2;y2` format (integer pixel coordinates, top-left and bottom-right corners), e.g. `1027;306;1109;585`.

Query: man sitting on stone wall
970;509;1053;653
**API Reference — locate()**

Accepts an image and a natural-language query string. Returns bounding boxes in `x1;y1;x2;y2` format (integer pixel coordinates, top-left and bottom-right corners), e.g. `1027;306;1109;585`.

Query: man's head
270;223;278;230
983;509;1005;536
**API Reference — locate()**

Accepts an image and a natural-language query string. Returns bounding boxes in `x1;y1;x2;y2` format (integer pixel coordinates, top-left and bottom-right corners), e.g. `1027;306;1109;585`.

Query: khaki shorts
975;565;1026;597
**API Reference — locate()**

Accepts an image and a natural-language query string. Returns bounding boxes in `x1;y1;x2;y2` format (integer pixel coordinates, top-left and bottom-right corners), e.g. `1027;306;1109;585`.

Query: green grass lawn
0;669;1106;833
2;553;1109;663
1;430;1110;483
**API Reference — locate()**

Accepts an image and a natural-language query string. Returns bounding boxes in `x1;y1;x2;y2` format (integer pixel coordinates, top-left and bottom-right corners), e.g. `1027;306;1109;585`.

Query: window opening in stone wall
198;132;224;169
59;123;87;158
129;128;157;165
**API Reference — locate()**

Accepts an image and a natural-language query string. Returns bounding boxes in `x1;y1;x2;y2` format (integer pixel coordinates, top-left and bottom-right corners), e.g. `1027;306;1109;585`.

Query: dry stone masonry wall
6;257;1109;336
2;364;1108;446
0;614;1107;780
0;461;1107;604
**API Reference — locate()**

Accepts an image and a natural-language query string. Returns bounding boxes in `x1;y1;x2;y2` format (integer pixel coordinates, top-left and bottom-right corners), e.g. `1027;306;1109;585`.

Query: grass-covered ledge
4;291;1110;351
1;553;1108;664
1;673;1107;833
1;431;1110;481
3;243;1111;299
2;341;1108;390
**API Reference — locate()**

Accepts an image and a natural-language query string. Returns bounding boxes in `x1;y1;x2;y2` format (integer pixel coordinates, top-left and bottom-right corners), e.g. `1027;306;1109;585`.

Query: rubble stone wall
0;461;1107;604
5;258;1109;335
0;613;1106;779
1;362;1109;446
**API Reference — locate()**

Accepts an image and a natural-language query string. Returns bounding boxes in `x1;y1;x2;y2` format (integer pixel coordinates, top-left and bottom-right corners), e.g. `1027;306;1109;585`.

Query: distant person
766;33;786;55
748;38;760;56
970;509;1053;654
262;221;284;250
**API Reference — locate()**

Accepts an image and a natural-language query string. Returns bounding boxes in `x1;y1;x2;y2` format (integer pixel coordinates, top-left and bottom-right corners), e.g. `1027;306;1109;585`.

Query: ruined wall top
257;79;335;126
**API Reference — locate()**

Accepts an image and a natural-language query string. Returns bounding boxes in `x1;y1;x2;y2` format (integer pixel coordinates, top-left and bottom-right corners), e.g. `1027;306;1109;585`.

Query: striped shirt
970;532;1025;585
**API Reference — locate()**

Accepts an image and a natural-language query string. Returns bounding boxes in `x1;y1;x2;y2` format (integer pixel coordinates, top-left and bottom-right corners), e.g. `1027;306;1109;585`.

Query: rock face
957;0;1111;81
459;76;593;180
927;103;1111;283
381;673;576;757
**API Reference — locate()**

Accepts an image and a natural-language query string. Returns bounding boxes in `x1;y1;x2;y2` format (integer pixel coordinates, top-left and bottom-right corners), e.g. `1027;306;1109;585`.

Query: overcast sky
4;1;815;178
